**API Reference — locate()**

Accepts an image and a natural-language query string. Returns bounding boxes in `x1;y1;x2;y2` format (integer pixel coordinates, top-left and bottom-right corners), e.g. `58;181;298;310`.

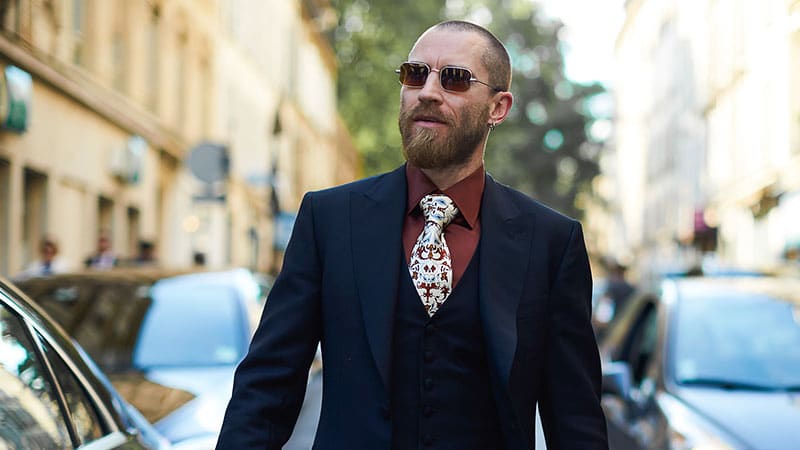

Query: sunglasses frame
395;62;503;93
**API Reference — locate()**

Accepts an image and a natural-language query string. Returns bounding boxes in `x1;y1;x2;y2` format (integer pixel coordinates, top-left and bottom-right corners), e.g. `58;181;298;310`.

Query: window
0;303;70;448
176;32;188;132
135;284;244;367
111;0;129;92
0;159;9;275
146;6;161;112
39;333;104;443
127;207;140;257
3;0;32;42
111;33;126;92
200;58;211;133
98;196;113;238
605;297;660;386
71;0;85;65
22;168;47;266
17;280;153;373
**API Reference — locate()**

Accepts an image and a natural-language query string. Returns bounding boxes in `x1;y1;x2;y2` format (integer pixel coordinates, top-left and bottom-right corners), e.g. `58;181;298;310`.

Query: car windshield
133;283;245;368
673;290;800;390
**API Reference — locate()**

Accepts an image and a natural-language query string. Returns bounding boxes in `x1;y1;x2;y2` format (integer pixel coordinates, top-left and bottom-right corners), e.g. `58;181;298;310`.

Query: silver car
19;269;261;449
17;268;320;450
0;275;170;449
600;275;800;449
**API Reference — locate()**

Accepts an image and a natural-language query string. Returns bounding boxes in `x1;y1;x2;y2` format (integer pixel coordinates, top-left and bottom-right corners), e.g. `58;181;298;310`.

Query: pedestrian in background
84;233;118;270
604;260;635;317
217;20;607;450
15;236;70;280
134;240;157;266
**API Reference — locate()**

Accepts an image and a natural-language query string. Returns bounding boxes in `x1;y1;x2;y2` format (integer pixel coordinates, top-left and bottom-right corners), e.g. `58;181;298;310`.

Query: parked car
0;275;170;450
16;268;266;449
600;275;800;449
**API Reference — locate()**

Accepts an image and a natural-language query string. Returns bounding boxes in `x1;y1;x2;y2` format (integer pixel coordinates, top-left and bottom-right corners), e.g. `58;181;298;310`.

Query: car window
134;284;245;368
627;305;658;385
673;292;800;388
39;332;105;444
0;303;71;449
22;280;152;373
603;297;659;386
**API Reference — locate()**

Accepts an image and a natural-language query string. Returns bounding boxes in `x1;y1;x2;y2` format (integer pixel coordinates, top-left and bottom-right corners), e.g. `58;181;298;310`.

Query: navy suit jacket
217;166;607;450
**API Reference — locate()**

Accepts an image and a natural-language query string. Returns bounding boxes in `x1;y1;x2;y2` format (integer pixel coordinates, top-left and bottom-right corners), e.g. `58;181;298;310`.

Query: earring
488;122;496;130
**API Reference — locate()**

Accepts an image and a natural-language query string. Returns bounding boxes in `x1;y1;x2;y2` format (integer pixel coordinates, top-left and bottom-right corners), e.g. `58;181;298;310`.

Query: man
217;20;607;450
604;260;635;317
84;233;118;270
15;236;70;280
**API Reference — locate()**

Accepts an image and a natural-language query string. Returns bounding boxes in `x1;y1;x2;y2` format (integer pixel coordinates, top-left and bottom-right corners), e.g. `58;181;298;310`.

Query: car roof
665;276;800;306
15;267;190;284
0;274;76;344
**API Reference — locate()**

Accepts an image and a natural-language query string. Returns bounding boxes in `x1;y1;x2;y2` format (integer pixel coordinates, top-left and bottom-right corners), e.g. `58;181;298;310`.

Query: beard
399;101;490;170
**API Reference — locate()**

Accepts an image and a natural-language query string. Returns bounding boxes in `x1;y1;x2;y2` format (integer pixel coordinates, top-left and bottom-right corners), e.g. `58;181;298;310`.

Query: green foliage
328;0;607;218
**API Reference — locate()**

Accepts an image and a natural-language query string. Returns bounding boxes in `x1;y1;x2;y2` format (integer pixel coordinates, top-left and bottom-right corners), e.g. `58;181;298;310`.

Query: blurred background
1;0;799;285
2;2;800;449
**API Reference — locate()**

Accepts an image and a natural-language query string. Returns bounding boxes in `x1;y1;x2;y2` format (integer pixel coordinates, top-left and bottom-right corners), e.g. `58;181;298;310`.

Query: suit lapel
351;166;407;391
479;175;533;389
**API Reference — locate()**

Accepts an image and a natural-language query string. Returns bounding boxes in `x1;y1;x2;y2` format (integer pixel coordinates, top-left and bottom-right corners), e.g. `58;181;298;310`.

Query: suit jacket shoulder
308;166;406;202
485;174;580;230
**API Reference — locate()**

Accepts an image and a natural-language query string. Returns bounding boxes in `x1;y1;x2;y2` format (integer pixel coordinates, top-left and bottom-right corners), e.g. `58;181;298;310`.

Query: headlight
658;394;737;450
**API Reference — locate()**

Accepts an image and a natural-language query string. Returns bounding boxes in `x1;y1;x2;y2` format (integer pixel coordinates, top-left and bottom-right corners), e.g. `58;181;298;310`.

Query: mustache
400;105;453;126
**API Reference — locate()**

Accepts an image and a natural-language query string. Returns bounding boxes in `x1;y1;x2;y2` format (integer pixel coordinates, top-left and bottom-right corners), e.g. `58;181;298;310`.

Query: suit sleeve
216;192;323;450
539;222;609;449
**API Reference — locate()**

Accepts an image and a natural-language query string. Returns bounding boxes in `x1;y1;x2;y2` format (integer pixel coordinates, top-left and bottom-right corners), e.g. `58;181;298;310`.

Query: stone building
609;0;800;273
0;0;358;277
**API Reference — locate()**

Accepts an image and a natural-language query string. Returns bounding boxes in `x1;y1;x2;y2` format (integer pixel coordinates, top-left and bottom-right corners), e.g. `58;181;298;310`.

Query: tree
328;0;607;219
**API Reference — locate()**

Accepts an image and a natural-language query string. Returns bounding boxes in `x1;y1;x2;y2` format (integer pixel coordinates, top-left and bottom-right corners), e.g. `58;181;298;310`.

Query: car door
600;294;665;450
0;291;150;449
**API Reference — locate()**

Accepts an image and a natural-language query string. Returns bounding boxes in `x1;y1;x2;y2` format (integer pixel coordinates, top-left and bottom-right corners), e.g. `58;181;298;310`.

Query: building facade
0;0;358;277
610;0;800;274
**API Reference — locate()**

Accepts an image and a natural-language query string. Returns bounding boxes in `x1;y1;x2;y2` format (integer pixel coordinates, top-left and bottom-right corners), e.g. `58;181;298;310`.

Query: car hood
679;388;800;449
111;365;236;444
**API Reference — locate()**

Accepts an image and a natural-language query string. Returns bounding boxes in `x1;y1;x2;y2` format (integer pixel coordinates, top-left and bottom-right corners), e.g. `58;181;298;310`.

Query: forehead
408;29;487;70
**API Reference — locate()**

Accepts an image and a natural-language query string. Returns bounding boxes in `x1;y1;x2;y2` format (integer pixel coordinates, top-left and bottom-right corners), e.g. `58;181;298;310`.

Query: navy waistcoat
391;248;504;450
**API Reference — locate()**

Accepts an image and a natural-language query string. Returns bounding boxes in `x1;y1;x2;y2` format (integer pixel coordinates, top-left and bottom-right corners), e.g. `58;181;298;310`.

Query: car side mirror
602;361;632;399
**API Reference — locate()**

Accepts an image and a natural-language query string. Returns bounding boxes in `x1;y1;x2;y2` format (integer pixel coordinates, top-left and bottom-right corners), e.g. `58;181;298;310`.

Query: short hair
430;20;512;92
40;237;58;253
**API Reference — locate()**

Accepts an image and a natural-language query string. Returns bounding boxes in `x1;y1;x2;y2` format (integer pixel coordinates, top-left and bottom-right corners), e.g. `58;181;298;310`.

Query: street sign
187;142;228;183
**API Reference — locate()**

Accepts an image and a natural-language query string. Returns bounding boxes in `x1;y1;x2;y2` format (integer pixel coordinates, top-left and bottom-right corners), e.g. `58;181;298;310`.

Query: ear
488;91;514;126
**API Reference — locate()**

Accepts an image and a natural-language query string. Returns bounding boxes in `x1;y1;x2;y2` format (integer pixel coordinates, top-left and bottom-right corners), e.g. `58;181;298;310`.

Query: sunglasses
395;62;503;93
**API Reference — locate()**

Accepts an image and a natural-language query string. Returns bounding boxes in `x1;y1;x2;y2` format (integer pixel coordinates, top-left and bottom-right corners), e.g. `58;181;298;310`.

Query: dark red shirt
403;163;484;288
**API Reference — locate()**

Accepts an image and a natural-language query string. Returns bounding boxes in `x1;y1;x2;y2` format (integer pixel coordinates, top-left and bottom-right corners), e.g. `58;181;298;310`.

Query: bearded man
217;20;608;450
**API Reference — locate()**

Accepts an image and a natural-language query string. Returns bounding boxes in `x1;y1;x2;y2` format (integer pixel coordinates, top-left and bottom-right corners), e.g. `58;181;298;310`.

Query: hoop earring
488;122;496;131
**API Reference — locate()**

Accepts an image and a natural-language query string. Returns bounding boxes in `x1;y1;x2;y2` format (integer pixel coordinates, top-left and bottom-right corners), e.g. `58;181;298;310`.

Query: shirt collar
405;163;485;229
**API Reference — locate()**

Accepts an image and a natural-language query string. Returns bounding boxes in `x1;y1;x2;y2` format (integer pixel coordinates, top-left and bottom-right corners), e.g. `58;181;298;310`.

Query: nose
417;69;444;103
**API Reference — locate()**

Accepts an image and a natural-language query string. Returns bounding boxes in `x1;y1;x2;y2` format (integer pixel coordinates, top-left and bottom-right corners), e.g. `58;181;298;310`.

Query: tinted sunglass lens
441;67;472;92
400;63;429;87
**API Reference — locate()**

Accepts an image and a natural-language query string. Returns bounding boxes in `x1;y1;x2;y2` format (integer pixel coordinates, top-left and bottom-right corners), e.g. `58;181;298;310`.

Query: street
284;370;323;450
